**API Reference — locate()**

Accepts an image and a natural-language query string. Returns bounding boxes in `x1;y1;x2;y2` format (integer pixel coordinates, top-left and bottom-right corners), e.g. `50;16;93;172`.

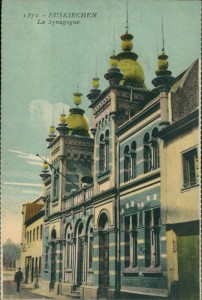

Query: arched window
66;225;72;269
151;128;160;170
99;134;105;173
53;168;59;199
87;218;94;269
124;146;131;182
143;133;152;173
105;130;109;170
131;141;137;178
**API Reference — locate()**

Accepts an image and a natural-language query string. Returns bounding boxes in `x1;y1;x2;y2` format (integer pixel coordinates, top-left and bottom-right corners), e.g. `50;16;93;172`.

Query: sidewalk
21;283;71;300
21;283;55;299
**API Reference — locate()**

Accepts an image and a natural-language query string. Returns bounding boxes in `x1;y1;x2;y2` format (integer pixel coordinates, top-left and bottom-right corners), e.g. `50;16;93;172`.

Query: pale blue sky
2;0;201;243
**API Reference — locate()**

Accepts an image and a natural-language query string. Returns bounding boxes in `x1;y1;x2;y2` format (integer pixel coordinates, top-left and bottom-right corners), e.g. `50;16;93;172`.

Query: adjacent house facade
21;197;45;287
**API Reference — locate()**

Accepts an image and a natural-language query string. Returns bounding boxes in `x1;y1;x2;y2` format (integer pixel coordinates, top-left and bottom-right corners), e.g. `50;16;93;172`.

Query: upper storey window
182;148;198;188
144;133;152;173
124;142;137;182
151;128;160;170
99;130;110;174
53;168;59;199
124;146;131;182
144;129;160;174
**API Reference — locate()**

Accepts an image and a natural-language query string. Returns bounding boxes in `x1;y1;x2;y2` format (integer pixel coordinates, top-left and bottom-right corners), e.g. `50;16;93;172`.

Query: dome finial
161;16;165;53
126;0;129;33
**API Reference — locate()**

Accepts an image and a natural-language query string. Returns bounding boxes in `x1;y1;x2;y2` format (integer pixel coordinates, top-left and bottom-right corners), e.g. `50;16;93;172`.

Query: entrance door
77;237;84;286
99;232;109;288
50;243;56;290
178;235;199;300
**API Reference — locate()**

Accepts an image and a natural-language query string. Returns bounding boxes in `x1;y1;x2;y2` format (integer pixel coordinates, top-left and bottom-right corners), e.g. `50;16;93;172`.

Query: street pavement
3;280;54;300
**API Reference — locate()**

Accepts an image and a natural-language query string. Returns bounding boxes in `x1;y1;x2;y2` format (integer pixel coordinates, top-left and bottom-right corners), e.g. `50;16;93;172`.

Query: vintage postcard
1;0;201;299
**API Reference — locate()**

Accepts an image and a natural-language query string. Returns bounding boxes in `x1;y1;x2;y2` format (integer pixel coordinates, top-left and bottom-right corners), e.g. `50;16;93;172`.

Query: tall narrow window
131;214;138;267
151;128;160;169
37;226;39;240
30;231;32;243
145;208;161;268
144;133;152;173
131;141;137;178
27;232;29;244
40;225;43;239
124;146;131;182
124;214;138;268
53;169;59;199
33;229;35;242
88;227;94;269
182;148;198;188
66;225;72;269
99;134;105;173
105;130;109;170
124;216;130;268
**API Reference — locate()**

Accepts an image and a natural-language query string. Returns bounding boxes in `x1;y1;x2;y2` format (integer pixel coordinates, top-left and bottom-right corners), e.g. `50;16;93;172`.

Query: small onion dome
43;162;49;170
40;162;50;181
56;113;69;134
73;92;82;106
92;77;99;89
66;108;90;137
109;54;118;68
87;78;101;101
49;125;55;135
121;32;133;51
60;113;66;123
157;52;169;71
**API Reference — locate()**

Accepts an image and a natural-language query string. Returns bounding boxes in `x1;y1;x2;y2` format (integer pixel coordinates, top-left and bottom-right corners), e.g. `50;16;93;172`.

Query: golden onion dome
157;52;169;71
92;77;99;89
73;92;82;106
60;113;66;123
49;125;55;135
119;59;145;85
121;32;133;51
42;162;49;170
109;54;118;68
66;108;90;137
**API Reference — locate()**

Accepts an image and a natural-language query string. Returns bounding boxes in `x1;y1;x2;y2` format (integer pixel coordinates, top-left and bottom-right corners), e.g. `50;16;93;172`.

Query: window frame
181;147;198;189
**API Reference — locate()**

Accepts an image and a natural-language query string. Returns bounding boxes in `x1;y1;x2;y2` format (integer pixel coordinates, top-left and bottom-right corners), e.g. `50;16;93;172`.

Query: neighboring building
3;239;21;269
22;27;200;299
159;60;200;300
21;197;45;286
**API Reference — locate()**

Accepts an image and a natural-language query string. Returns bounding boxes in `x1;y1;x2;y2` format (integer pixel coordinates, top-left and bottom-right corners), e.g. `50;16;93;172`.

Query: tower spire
126;0;129;33
161;17;165;52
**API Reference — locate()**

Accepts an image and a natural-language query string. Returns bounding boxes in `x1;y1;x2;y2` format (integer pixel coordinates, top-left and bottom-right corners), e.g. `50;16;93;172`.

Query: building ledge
122;267;139;276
